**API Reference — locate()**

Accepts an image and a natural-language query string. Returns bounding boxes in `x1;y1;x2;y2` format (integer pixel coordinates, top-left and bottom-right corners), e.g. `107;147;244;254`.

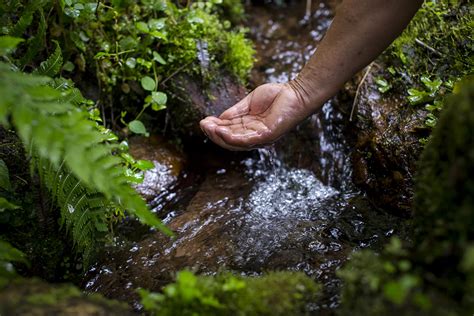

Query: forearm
290;0;423;112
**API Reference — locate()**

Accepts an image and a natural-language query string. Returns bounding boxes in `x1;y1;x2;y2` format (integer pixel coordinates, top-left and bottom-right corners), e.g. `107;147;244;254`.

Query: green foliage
58;0;253;126
139;270;320;316
0;240;29;287
337;238;429;316
338;78;474;315
33;41;63;77
383;0;473;129
0;37;171;266
413;77;474;289
224;30;255;81
36;157;113;266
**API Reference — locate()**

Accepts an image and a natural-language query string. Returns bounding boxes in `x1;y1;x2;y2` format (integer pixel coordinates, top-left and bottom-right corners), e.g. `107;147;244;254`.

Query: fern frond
19;9;46;67
0;62;172;240
8;13;34;37
37;156;111;265
51;78;86;105
33;40;63;77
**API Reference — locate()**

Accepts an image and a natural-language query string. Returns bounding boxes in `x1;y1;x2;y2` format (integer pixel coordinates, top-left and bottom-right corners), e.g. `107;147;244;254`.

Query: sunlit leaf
141;76;156;91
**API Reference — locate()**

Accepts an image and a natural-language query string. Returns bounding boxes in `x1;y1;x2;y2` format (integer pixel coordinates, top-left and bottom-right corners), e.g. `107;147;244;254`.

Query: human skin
200;0;424;151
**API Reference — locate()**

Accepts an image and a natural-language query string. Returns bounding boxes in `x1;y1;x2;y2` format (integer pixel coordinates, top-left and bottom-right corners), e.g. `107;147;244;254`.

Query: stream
83;1;406;313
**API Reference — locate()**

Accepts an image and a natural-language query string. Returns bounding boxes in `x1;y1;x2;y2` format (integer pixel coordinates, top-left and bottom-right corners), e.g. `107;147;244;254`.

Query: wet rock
346;70;427;214
166;71;247;138
0;278;134;316
85;169;253;304
84;155;399;307
128;135;186;202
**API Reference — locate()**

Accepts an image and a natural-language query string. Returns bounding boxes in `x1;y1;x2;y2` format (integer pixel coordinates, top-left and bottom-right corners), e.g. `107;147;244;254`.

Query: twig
415;38;472;66
350;63;373;122
414;38;443;58
160;62;192;86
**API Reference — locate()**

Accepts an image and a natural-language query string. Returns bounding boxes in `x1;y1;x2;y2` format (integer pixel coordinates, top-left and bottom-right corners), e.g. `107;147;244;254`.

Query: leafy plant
383;0;473;129
59;0;254;129
338;78;474;316
0;240;29;287
0;36;171;266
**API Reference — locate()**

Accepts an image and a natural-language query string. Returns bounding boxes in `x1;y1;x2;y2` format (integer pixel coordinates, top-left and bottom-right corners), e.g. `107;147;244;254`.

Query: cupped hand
200;83;309;151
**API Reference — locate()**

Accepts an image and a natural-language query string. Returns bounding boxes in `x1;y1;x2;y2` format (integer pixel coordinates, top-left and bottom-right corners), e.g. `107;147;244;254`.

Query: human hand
200;83;311;151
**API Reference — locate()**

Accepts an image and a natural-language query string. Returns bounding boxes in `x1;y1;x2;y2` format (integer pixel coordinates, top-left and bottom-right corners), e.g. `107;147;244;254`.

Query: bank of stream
83;1;408;312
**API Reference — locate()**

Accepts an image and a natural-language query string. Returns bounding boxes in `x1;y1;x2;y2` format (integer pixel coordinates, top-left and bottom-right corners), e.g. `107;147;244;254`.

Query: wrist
288;74;331;115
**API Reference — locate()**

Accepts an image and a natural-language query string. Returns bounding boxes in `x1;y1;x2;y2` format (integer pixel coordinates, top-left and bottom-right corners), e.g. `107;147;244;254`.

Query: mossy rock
0;277;135;315
337;78;474;315
413;77;474;303
140;270;321;316
167;70;247;139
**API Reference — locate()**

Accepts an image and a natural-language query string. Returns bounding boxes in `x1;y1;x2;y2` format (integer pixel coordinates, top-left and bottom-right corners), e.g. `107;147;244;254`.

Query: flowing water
84;1;405;313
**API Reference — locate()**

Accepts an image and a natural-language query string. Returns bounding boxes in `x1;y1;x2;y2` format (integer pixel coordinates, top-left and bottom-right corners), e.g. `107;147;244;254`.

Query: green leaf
151;103;166;111
421;76;442;94
125;57;136;69
374;77;392;93
124;168;145;183
151;91;167;105
0;62;173;265
383;281;406;305
148;18;167;31
62;61;75;72
0;159;12;191
8;13;34;37
135;160;155;171
129;120;148;136
136;21;149;33
33;41;63;77
0;197;20;212
0;36;24;56
407;88;431;105
153;51;167;65
141;76;156;91
0;240;28;265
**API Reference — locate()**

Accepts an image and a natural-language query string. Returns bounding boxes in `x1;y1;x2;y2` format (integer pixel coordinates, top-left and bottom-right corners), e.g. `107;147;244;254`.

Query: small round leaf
141;76;156;91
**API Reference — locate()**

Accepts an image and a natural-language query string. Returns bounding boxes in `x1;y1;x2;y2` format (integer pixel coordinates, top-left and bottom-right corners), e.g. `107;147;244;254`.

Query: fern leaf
51;78;86;105
19;9;46;67
0;61;172;266
8;13;34;37
33;41;63;77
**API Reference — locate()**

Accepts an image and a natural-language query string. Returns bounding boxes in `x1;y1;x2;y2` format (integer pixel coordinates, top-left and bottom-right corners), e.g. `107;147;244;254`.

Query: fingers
200;117;249;151
215;124;272;150
219;94;251;120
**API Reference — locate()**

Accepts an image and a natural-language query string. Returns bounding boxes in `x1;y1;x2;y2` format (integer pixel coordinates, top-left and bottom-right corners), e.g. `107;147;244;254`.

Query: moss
224;30;256;83
0;277;134;315
381;0;473;129
337;78;474;315
413;77;474;302
139;270;320;316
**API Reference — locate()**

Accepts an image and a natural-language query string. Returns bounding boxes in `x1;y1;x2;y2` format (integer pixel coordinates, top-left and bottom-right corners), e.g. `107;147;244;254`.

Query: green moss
413;77;474;302
382;0;473;129
0;278;133;315
139;270;320;316
26;286;82;305
224;30;255;82
338;78;474;315
60;0;254;120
